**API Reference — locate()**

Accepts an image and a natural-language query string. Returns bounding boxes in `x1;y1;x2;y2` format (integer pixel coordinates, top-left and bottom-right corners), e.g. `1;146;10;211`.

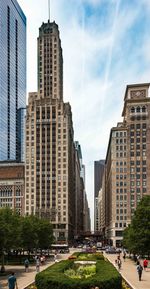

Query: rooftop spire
48;0;50;22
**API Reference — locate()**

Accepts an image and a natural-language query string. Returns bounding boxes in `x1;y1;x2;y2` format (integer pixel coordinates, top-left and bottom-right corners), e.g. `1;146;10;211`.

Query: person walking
143;258;148;271
36;256;40;272
137;263;143;281
8;272;18;289
117;256;122;270
116;255;122;270
123;252;126;261
24;258;30;272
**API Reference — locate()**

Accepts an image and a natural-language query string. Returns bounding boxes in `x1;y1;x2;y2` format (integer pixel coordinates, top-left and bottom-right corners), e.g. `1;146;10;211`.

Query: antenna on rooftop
48;0;50;22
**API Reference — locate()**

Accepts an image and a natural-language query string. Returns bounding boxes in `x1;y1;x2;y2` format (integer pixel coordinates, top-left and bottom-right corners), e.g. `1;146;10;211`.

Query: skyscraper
104;83;150;246
0;0;26;162
94;160;105;231
25;21;75;242
94;160;105;198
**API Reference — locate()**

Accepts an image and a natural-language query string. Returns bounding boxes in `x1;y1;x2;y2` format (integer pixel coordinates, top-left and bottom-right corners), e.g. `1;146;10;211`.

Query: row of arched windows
130;106;146;113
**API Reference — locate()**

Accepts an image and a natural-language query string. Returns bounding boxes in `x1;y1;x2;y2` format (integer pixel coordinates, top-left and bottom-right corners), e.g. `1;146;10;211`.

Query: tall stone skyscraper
104;83;150;247
25;21;75;242
0;0;26;162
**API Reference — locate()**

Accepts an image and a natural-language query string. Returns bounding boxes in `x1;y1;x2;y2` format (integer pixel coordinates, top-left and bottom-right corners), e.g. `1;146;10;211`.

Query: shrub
35;257;122;289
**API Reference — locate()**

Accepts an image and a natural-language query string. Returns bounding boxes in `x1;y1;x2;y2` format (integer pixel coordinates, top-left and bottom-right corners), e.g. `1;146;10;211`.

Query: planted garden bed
35;252;122;289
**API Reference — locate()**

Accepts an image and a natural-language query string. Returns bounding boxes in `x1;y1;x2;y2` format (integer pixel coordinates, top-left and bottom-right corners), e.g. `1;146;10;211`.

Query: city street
105;253;150;289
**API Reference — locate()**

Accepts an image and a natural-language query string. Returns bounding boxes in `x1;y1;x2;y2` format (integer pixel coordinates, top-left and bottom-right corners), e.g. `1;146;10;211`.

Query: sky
19;0;150;230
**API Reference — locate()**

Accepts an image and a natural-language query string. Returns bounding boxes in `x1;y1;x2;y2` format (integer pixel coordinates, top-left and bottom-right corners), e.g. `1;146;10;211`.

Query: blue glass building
0;0;26;161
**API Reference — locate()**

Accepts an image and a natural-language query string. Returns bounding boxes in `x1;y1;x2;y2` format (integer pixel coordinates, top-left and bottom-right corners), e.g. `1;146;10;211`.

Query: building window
131;107;135;113
142;106;146;112
142;123;146;129
136;107;140;113
130;124;134;129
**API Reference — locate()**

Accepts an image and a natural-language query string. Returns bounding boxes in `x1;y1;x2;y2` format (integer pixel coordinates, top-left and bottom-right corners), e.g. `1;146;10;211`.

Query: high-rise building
25;21;75;242
104;83;150;246
74;142;90;238
0;0;26;162
94;160;105;231
94;160;105;198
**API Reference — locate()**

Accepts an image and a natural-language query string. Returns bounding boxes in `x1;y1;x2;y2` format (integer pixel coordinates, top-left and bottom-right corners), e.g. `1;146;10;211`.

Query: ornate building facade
25;21;75;242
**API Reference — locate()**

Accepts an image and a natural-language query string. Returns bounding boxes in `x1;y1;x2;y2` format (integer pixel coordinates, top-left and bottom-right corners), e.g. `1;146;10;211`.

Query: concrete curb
22;280;34;289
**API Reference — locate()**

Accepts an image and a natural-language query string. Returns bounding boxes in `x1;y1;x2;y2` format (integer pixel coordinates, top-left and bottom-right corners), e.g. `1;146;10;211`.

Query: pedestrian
24;258;29;272
137;263;143;281
137;254;140;262
117;257;122;270
123;252;126;261
40;256;44;265
36;256;40;272
8;272;18;289
54;251;57;262
143;258;148;271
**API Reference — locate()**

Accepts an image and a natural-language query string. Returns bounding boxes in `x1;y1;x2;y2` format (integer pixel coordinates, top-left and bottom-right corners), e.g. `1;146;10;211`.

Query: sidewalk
105;253;150;289
0;252;72;289
0;261;53;289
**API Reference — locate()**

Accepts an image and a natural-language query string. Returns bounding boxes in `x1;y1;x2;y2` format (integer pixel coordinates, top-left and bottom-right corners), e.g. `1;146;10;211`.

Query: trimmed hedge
35;256;122;289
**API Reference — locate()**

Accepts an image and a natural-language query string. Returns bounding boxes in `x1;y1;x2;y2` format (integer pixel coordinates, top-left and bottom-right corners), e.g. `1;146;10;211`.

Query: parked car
116;248;122;254
105;247;117;254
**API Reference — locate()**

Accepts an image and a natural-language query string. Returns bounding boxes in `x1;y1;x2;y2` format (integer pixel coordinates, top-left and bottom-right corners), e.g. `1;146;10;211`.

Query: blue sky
19;0;150;229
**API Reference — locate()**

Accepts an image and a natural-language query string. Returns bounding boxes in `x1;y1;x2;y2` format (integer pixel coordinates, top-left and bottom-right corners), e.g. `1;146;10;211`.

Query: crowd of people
24;255;47;273
114;250;149;282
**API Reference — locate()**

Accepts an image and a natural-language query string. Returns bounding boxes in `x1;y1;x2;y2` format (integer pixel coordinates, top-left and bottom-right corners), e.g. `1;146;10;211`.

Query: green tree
20;215;54;253
0;207;20;272
37;218;54;251
20;215;39;253
123;196;150;255
0;208;54;271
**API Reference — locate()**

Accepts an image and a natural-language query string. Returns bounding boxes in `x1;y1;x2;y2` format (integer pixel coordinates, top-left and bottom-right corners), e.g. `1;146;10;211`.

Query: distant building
0;162;25;215
0;0;26;162
94;160;105;198
25;21;76;243
74;142;91;239
97;188;102;232
84;193;91;232
104;83;150;246
94;160;105;232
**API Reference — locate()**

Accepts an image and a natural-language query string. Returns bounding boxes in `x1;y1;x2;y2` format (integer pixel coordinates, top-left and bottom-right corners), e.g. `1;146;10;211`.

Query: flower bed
65;262;96;279
35;252;122;289
73;252;104;261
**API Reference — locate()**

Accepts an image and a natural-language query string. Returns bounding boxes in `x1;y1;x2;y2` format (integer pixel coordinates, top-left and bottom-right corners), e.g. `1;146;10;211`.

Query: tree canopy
123;196;150;255
0;207;54;272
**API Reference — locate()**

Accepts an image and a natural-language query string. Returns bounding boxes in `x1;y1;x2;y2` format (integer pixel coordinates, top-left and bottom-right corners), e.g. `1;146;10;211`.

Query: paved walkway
105;253;150;289
0;252;71;289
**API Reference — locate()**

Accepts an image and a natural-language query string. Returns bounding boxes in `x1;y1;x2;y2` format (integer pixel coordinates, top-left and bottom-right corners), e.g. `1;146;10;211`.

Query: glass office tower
0;0;26;161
